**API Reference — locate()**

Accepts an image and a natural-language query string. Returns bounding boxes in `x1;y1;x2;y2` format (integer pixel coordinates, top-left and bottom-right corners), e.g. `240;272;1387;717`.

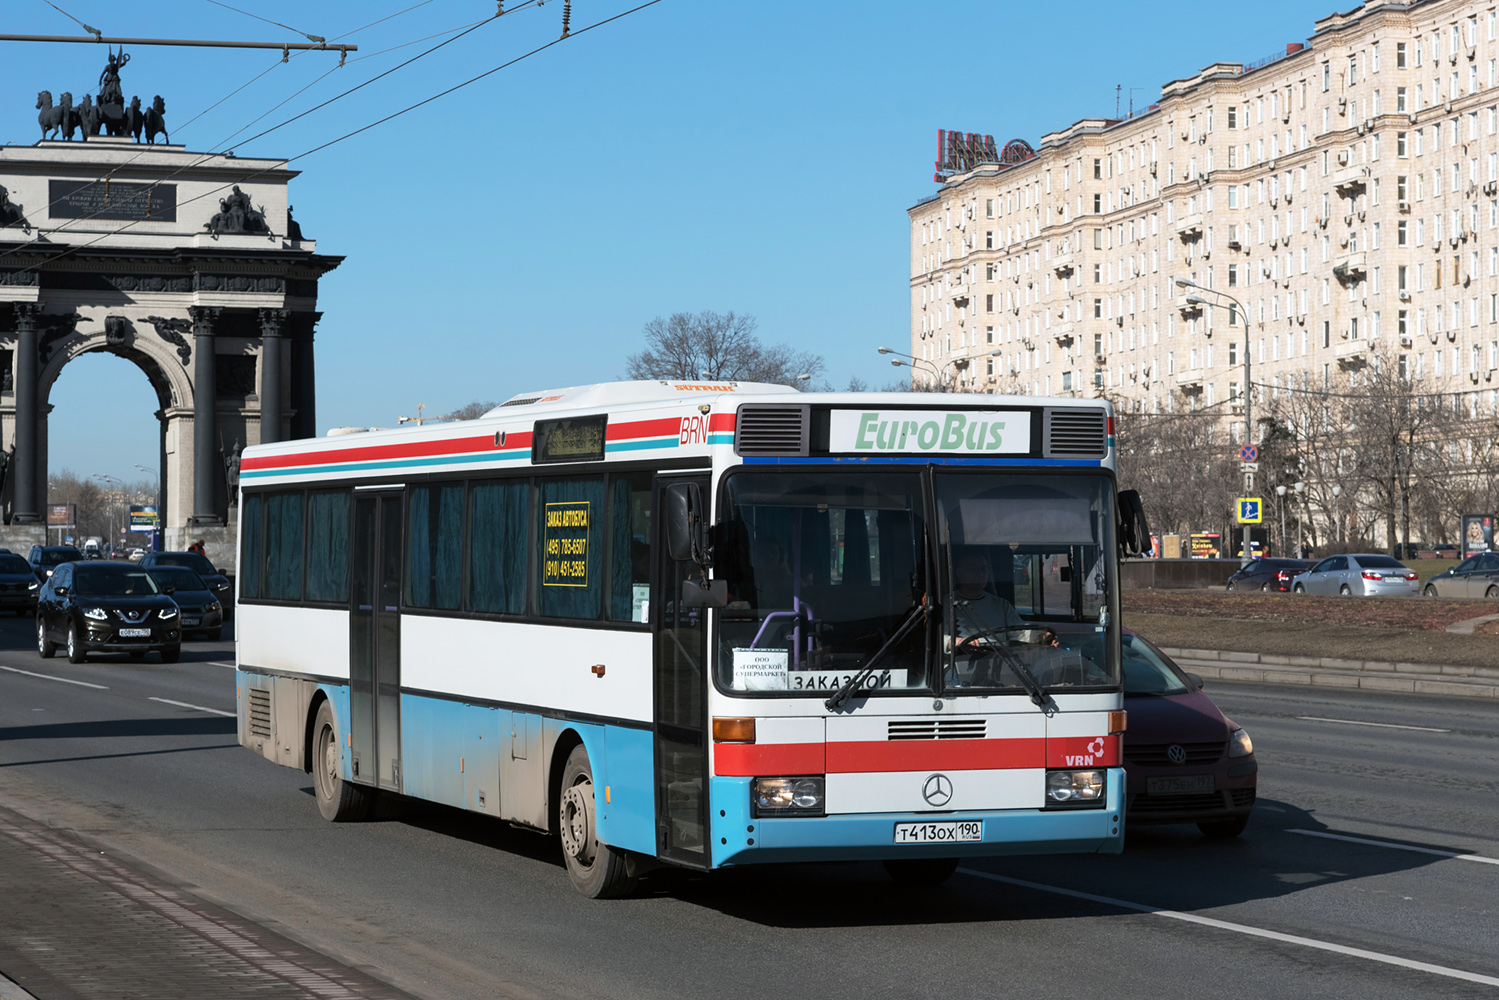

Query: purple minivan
1118;628;1257;837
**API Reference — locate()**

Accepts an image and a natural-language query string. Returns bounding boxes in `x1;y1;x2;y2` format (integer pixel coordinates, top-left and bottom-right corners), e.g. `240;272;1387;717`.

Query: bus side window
240;493;264;599
536;475;605;620
607;472;652;623
264;491;305;602
468;479;530;615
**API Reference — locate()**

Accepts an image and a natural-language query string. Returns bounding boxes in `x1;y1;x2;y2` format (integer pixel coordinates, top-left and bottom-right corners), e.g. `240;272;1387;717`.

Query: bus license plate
893;821;982;845
119;628;151;638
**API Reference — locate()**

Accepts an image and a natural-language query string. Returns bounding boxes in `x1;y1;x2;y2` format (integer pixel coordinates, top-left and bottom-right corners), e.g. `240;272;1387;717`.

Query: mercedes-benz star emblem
1166;744;1188;765
922;773;953;807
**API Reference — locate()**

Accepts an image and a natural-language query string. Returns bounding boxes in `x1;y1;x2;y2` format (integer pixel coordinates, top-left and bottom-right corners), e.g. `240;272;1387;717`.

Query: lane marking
208;661;238;669
1288;829;1499;866
958;868;1499;988
0;665;108;689
147;696;235;718
1296;716;1450;733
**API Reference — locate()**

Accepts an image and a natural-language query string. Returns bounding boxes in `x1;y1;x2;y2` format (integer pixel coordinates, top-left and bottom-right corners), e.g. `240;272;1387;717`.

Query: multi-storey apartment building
909;0;1499;444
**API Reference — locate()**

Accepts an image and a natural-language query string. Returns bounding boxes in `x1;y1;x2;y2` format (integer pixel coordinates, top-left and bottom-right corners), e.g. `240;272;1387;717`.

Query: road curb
0;971;39;1000
1160;647;1499;700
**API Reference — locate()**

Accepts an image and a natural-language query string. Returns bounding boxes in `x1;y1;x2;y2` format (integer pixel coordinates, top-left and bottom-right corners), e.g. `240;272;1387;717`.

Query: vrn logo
1064;737;1107;767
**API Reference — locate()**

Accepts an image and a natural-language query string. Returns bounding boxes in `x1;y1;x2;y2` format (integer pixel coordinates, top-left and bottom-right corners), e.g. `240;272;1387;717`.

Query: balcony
1333;251;1367;282
1334;339;1369;363
1051;322;1075;345
1176;296;1204;318
1052;252;1076;277
950;284;970;306
1175;213;1204;241
1332;164;1368;195
1174;369;1204;390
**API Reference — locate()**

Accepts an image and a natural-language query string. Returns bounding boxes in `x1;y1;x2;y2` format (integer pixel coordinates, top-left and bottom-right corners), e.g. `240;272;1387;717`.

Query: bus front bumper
708;770;1124;868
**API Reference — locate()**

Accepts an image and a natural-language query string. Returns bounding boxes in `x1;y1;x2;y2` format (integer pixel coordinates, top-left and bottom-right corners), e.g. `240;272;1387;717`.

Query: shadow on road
0;716;236;741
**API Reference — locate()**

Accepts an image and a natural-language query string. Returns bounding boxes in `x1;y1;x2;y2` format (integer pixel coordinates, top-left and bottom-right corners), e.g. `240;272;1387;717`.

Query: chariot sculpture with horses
34;49;164;144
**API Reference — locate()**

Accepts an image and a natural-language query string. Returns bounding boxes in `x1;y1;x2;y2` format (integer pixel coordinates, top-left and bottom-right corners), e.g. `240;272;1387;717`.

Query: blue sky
0;0;1324;484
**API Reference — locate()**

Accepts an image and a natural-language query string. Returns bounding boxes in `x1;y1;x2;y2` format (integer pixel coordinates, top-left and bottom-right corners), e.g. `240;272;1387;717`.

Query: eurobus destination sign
828;410;1031;456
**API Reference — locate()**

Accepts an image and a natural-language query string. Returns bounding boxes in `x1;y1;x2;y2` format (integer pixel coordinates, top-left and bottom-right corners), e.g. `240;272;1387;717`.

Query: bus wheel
558;744;637;899
883;857;959;887
313;700;370;822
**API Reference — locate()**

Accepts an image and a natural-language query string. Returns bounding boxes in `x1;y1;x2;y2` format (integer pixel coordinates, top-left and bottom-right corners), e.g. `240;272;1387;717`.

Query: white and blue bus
235;381;1148;896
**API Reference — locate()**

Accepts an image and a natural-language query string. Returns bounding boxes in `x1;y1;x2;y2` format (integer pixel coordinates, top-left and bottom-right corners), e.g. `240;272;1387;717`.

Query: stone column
258;309;288;445
189;306;221;526
11;303;41;524
291;311;321;440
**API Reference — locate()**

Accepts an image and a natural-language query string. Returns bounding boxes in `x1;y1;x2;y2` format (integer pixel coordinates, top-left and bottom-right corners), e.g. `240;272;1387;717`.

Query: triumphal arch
0;52;341;560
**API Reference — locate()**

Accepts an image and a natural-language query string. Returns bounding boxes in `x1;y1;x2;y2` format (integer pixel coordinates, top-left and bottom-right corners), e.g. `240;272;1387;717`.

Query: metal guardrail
1242;48;1295;74
911;191;941;208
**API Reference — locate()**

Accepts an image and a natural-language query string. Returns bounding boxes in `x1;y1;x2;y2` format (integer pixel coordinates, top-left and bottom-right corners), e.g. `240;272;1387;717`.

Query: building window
1093;158;1102;179
1397;41;1406;69
985;231;994;250
1397;131;1407;157
1227;105;1237;129
986;293;994;312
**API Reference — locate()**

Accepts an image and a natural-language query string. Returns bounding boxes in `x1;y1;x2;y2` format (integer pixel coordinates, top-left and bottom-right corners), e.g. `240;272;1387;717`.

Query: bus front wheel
312;700;370;822
558;744;637;899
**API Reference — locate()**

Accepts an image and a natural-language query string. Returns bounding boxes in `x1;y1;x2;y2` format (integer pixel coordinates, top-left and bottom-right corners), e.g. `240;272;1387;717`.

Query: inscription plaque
48;180;177;222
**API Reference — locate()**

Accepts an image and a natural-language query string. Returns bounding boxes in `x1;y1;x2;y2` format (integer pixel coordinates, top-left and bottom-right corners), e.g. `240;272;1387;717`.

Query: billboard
129;504;160;532
46;503;75;527
1189;532;1222;559
1462;514;1494;557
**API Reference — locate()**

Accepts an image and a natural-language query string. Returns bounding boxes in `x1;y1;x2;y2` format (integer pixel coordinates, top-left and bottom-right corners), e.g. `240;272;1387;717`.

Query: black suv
37;561;182;663
28;545;81;583
0;551;40;614
140;552;233;618
1224;558;1310;593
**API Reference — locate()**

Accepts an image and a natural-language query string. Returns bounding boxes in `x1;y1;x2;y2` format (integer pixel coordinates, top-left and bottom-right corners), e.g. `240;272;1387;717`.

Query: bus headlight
752;776;825;817
1228;728;1253;758
1046;770;1106;806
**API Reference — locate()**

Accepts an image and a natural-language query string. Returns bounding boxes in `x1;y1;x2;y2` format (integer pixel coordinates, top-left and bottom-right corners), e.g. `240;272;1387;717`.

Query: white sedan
1291;554;1421;596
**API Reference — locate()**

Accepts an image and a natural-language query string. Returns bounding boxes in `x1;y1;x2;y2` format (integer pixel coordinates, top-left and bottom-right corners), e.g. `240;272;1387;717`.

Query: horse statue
36;91;68;140
144;95;169;145
77;94;98;140
125;96;144;143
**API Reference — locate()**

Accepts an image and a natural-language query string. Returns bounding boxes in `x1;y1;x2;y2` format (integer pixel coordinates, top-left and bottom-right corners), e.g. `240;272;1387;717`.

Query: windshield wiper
825;597;930;711
951;602;1051;709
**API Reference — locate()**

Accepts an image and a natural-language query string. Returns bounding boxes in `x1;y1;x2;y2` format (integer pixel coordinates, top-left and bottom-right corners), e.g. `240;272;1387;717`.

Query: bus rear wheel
883;857;960;887
558;744;637;898
312;700;370;822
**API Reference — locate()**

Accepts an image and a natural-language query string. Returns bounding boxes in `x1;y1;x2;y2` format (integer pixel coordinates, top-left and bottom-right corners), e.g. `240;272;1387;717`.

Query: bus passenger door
351;492;404;791
653;475;710;868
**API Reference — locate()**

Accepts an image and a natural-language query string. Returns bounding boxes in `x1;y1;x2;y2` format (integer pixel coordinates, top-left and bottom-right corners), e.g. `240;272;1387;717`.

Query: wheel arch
302;688;331;775
547;724;608;838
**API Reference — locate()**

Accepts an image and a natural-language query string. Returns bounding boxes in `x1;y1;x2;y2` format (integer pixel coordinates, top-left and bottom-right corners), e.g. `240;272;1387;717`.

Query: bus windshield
936;472;1117;694
715;470;931;695
713;469;1120;697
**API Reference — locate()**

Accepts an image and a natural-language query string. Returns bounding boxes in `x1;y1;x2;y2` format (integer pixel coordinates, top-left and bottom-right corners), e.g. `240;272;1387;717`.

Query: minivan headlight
1228;727;1254;758
752;776;825;817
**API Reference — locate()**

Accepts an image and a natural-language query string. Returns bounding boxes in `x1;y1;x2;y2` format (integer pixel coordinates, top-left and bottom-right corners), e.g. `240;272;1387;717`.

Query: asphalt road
0;612;1495;1000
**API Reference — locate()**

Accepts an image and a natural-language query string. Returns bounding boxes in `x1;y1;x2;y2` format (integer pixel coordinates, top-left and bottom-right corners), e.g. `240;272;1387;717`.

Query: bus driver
947;550;1057;684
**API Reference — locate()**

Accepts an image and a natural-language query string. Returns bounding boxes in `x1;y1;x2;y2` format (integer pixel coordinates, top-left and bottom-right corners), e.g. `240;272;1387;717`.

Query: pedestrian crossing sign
1237;497;1263;524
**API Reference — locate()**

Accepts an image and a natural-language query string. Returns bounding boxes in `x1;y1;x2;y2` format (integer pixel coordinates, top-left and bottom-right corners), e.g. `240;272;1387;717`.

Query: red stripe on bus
713;738;1049;776
714;741;825;776
826;738;1046;772
241;431;535;471
709;412;735;432
606;417;680;441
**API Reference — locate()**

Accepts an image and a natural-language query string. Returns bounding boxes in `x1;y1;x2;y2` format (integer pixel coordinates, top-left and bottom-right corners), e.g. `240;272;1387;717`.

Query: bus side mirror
664;482;713;567
1118;489;1150;556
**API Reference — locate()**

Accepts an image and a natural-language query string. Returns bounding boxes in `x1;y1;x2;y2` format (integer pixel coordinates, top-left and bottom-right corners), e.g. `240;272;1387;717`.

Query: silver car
1422;552;1499;598
1291;554;1420;596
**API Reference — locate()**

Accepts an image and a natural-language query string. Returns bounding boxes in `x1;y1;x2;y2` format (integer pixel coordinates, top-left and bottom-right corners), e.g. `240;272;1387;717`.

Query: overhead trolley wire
0;2;533;261
0;0;665;273
203;0;328;44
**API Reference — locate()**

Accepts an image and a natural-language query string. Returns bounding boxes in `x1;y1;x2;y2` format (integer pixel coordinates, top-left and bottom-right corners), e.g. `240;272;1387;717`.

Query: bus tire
558;743;637;899
312;700;370;822
883;857;959;887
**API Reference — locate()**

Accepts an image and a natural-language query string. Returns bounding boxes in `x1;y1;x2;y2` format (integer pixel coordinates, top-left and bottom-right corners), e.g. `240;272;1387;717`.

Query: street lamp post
877;346;947;390
135;464;159;552
1294;481;1306;558
1176;278;1254;566
1332;485;1343;545
1275;484;1288;558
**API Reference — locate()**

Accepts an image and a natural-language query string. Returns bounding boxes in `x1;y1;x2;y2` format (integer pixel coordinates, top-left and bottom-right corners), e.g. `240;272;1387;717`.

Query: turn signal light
712;717;756;743
1108;710;1127;735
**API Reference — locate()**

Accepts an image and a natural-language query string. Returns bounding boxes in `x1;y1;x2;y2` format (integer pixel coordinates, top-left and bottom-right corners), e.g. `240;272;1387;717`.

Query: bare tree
623;311;825;387
1112;392;1240;542
441;401;499;422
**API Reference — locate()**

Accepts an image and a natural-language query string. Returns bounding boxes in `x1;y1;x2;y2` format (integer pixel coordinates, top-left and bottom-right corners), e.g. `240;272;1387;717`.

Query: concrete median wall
1121;558;1240;590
